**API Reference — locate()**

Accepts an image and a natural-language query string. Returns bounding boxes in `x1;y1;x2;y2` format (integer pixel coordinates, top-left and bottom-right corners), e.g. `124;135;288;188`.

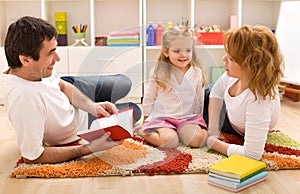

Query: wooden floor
0;96;299;194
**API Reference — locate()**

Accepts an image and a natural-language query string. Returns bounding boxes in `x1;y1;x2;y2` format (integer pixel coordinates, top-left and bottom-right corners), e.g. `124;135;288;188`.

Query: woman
207;25;284;160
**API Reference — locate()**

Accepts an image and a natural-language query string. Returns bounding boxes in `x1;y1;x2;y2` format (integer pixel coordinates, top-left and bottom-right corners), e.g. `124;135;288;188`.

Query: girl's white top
143;66;205;120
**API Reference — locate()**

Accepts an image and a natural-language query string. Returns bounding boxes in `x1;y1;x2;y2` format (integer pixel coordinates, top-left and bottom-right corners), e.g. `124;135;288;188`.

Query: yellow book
209;154;266;181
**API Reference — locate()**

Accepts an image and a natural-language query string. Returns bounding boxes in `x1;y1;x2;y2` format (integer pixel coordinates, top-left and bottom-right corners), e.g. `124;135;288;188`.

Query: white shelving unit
143;0;281;83
0;0;281;103
44;0;92;45
0;0;143;47
0;0;143;103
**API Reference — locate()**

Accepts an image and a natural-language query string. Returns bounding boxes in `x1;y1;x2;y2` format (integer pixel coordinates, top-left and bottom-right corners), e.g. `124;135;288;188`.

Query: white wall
276;0;300;85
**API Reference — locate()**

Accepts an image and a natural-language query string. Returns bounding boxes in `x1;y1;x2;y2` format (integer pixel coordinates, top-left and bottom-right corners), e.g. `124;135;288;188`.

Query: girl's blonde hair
153;25;207;90
224;25;284;100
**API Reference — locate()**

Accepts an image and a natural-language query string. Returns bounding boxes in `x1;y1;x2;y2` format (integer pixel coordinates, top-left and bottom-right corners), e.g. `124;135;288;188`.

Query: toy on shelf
146;22;155;46
55;12;67;46
194;24;224;45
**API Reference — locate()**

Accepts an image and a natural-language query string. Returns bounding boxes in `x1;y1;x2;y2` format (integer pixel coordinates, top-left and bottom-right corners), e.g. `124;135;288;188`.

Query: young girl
140;25;208;148
207;25;284;160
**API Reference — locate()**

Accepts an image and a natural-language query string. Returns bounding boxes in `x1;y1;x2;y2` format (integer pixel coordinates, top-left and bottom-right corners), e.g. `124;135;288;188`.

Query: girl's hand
217;133;229;142
207;127;220;137
206;135;230;155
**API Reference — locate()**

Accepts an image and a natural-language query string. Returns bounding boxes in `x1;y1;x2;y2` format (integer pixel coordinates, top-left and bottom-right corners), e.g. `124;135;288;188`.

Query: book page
89;115;118;131
77;107;134;142
114;108;133;135
89;108;133;135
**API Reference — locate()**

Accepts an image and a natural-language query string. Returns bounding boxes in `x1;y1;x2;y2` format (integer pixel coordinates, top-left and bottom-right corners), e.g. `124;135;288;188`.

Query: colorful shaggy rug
11;129;300;178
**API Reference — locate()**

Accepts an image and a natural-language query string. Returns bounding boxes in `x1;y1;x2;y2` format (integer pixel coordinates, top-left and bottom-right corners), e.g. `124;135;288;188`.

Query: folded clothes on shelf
109;29;140;37
107;29;140;46
107;35;139;40
107;42;139;46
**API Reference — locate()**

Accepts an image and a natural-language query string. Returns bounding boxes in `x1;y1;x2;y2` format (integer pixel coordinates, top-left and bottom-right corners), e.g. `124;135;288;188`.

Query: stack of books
208;154;268;192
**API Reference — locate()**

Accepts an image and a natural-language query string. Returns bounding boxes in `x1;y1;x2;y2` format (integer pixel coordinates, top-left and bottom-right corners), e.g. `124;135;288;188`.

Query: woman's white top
210;73;280;159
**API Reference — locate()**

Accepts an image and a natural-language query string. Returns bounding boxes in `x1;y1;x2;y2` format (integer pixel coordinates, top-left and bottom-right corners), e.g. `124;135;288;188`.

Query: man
1;16;136;164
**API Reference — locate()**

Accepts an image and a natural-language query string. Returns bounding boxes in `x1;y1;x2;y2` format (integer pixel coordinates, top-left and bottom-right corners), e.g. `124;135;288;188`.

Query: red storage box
283;84;300;102
195;32;224;45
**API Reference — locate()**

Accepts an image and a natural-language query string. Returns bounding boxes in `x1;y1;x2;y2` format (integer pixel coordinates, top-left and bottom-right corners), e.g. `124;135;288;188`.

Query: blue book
208;171;268;189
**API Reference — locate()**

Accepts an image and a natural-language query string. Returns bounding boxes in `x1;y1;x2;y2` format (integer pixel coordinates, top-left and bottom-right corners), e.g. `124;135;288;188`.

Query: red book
77;107;134;141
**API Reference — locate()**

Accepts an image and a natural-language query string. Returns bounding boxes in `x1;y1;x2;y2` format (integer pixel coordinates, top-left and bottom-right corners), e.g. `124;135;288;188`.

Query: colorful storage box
195;32;224;45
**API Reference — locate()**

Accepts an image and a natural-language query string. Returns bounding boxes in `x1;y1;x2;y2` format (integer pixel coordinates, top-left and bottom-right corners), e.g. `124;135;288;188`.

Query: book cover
209;154;266;180
208;171;268;189
77;107;134;142
208;176;268;192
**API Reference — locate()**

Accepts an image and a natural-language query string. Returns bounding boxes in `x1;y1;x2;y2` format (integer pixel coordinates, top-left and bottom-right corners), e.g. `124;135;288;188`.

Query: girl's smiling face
163;37;193;72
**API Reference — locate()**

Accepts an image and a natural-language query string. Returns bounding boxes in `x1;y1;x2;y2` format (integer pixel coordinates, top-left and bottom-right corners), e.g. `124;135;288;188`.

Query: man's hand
87;132;122;153
23;132;122;164
94;101;118;118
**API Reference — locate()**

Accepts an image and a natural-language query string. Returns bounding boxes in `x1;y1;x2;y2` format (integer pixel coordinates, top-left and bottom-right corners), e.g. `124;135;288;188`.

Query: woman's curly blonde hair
224;25;284;100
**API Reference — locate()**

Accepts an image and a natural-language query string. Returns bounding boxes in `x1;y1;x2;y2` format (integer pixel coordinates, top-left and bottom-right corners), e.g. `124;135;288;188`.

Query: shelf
44;0;91;45
0;0;280;47
94;0;140;36
0;0;41;1
44;0;89;2
145;0;192;27
145;45;224;50
196;45;224;49
242;0;280;30
0;0;282;99
194;0;238;31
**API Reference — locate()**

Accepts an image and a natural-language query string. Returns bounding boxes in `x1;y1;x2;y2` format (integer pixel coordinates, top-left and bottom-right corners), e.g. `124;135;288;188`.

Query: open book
77;107;134;142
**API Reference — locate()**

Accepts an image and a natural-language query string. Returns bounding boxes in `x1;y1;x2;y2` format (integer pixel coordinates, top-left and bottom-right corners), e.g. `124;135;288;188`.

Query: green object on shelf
72;32;88;46
211;66;225;83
